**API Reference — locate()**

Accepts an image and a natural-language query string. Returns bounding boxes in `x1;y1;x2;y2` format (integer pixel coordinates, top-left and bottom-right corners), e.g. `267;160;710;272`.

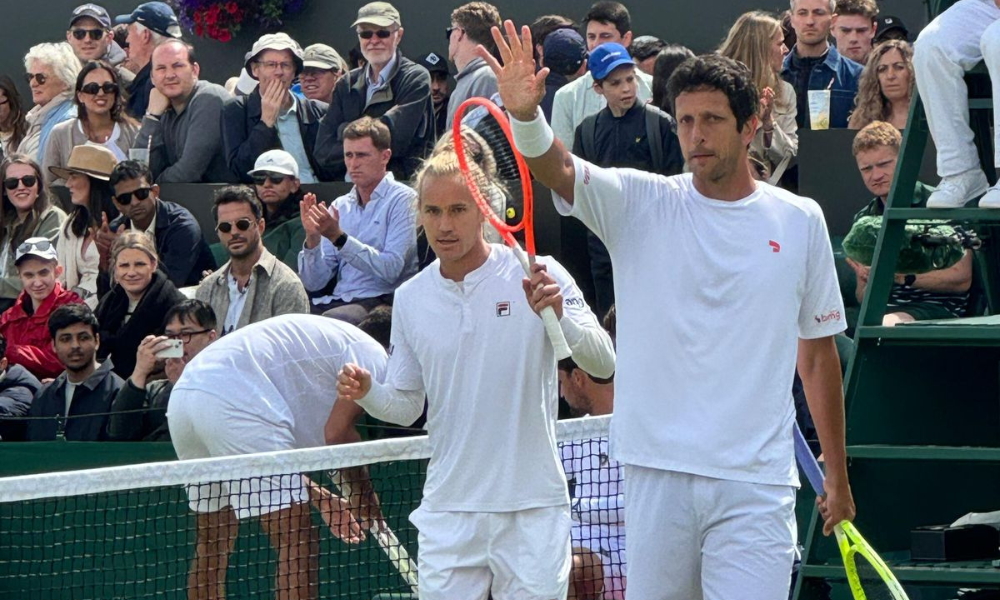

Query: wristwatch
903;274;916;287
333;232;349;250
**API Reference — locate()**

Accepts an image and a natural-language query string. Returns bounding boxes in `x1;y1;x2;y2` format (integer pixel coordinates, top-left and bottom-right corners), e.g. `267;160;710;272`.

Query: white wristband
509;108;555;158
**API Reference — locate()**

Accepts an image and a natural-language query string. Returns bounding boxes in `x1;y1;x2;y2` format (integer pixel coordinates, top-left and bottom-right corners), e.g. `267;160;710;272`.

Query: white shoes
925;169;989;208
978;182;1000;209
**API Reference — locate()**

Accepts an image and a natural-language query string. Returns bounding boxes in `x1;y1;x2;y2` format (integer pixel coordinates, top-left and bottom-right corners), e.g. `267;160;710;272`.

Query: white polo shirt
554;157;846;487
363;244;614;513
172;314;387;450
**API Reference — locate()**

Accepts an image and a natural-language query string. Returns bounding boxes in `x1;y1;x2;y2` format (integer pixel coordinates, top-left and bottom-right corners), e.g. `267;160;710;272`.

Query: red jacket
0;283;83;379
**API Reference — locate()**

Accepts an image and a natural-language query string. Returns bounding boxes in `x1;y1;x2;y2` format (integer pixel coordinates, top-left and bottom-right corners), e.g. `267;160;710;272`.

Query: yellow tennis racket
794;423;909;600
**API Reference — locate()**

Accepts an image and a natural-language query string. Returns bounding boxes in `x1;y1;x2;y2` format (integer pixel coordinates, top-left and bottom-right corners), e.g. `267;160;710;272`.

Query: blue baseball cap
588;42;634;81
114;2;181;39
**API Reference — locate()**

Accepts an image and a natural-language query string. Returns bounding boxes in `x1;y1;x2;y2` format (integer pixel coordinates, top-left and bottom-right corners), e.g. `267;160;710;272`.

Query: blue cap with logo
114;1;182;39
588;42;634;81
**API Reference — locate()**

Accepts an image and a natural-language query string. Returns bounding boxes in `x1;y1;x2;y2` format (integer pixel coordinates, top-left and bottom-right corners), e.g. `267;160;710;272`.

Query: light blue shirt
275;95;318;183
365;54;398;106
298;173;417;302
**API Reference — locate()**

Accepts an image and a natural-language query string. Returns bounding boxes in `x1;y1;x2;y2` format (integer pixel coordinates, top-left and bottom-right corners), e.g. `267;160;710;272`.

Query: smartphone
155;339;184;359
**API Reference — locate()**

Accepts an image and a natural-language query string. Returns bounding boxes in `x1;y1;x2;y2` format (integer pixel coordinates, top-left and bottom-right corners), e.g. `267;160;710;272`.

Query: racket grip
793;422;827;496
541;305;572;360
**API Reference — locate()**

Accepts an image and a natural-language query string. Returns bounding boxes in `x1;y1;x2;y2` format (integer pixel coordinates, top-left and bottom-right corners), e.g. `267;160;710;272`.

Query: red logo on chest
769;240;781;253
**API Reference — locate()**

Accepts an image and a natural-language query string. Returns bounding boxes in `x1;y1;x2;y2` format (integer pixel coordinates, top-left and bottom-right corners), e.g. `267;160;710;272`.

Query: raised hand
477;20;549;122
521;262;564;320
95;211;120;270
301;193;343;247
760;86;775;131
337;363;373;403
300;192;323;247
259;78;286;127
133;335;172;388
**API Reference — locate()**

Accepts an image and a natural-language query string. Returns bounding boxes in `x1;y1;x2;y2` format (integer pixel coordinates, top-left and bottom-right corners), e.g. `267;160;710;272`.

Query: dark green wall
2;0;930;102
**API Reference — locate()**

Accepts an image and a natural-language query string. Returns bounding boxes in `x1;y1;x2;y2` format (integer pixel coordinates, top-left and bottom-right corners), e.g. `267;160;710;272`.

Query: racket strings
472;111;527;233
851;552;900;600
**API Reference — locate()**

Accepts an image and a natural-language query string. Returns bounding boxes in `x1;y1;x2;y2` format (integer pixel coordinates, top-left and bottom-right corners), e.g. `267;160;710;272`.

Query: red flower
226;1;238;13
193;10;202;24
204;9;218;25
217;29;232;42
194;23;203;36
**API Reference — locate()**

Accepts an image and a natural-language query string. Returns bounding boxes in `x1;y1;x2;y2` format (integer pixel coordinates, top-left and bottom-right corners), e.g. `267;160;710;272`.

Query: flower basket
172;0;306;42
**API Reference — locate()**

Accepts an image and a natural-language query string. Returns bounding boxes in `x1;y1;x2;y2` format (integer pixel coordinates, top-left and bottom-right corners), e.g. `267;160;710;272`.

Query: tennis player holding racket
482;21;856;600
337;137;615;599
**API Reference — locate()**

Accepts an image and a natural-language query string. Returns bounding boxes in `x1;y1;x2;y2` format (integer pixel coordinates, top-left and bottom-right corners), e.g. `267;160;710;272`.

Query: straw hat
48;145;119;182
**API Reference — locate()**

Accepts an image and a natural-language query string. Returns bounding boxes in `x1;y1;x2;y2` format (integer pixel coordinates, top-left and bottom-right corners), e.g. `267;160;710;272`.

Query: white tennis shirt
172;314;387;449
357;244;616;512
554;158;846;486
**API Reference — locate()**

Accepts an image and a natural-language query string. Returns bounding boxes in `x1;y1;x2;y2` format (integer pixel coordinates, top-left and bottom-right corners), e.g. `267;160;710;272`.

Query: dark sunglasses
251;172;291;186
358;29;393;39
3;175;37;190
80;82;117;96
216;218;254;234
71;28;106;41
24;73;47;85
445;26;462;40
115;187;152;205
17;239;51;255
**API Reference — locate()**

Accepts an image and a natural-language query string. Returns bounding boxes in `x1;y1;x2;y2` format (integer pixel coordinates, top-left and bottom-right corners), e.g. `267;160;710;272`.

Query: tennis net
0;415;617;600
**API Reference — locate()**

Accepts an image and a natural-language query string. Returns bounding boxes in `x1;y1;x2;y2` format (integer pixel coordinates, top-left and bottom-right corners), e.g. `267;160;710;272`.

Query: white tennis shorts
624;466;797;600
167;387;307;520
410;505;572;600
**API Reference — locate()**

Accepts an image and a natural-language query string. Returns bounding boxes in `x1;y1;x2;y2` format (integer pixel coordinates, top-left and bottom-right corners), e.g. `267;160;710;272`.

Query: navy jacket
110;199;216;287
221;88;332;183
126;63;153;120
0;364;41;441
25;359;123;441
314;50;435;181
781;44;863;129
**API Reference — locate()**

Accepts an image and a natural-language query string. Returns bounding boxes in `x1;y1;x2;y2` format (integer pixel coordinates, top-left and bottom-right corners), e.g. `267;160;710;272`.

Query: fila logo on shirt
769;240;781;253
496;301;511;317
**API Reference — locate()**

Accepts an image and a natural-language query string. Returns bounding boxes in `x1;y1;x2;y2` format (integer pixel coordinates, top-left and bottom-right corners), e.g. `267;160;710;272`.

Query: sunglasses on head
17;239;51;255
24;73;47;85
3;175;37;190
80;82;117;95
358;29;393;39
216;218;254;234
115;187;152;205
71;28;105;41
251;172;290;186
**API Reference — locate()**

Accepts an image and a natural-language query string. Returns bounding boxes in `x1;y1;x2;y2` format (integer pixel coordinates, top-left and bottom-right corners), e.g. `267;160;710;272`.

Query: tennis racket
452;97;572;360
330;470;419;594
793;423;909;600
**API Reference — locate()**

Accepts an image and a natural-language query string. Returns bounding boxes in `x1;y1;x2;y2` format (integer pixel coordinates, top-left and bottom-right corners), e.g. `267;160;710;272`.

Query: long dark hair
74;60;136;129
0;75;28;152
652;45;695;115
0;153;53;253
67;175;116;238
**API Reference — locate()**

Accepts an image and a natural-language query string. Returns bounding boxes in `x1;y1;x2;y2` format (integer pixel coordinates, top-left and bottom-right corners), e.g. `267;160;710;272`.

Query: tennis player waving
337;140;615;599
480;21;857;600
